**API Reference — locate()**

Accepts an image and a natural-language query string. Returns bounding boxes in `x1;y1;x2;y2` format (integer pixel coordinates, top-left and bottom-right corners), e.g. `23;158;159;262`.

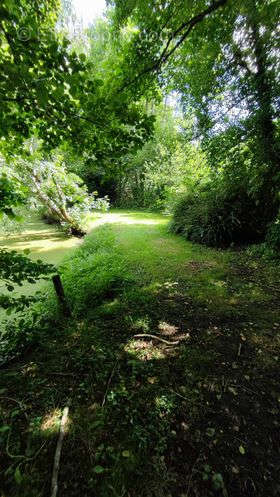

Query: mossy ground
0;210;279;497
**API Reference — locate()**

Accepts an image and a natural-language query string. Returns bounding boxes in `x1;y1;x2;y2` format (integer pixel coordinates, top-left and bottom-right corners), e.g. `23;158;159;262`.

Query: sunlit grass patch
125;338;166;360
40;409;62;435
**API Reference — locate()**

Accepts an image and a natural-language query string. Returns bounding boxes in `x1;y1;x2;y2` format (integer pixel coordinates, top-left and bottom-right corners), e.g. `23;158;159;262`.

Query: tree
115;104;208;210
0;0;157;211
3;144;110;236
66;17;157;198
110;0;280;234
0;0;153;160
0;0;91;150
167;0;280;222
108;0;228;94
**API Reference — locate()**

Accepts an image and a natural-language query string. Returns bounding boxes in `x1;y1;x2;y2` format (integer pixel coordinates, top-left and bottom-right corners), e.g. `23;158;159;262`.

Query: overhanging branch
119;0;228;92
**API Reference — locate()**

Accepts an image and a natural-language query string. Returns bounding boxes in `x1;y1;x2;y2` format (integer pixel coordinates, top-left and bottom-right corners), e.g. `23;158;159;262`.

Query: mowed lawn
1;210;279;497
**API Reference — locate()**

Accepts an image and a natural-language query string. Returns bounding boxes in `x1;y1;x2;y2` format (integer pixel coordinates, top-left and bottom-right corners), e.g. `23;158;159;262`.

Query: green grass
1;209;279;497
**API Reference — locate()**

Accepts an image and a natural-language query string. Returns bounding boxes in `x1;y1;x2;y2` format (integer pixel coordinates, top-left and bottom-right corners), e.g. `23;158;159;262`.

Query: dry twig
132;334;179;345
50;405;69;497
102;361;119;407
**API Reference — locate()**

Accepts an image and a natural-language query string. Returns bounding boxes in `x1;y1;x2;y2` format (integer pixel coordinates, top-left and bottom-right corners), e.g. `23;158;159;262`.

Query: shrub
0;248;56;364
169;126;280;247
170;183;262;247
0;307;50;365
247;215;280;260
246;242;279;261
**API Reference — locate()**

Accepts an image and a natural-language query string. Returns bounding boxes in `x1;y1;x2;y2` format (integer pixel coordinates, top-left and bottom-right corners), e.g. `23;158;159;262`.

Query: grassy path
1;210;279;497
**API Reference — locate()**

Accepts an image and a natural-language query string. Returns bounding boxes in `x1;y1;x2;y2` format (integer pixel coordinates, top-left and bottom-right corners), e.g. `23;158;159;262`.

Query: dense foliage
3;145;110;236
115;105;208;210
109;0;280;247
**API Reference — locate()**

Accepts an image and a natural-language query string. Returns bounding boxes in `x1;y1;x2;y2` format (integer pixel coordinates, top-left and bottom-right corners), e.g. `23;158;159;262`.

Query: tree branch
232;44;252;76
119;0;228;92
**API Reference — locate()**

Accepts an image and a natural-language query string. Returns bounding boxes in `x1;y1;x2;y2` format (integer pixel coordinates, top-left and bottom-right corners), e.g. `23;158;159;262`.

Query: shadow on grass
1;276;279;497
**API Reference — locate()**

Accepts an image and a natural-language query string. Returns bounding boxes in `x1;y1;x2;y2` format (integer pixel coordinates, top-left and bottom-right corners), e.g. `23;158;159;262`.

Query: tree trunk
247;4;280;223
31;174;86;237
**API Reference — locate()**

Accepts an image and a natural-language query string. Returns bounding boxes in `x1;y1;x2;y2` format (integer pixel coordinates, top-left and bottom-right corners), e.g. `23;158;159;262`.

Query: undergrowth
60;225;132;318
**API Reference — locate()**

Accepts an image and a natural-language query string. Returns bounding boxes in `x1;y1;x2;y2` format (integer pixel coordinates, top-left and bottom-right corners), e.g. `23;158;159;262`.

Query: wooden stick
50;406;69;497
47;372;75;377
52;275;71;317
132;334;179;345
102;361;119;407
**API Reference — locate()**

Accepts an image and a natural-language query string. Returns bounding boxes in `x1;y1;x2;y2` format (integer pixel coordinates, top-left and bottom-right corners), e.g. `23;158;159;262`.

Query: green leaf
14;466;22;484
206;427;215;437
93;465;105;474
228;386;238;396
0;425;11;433
122;450;130;458
212;473;225;490
239;445;245;455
